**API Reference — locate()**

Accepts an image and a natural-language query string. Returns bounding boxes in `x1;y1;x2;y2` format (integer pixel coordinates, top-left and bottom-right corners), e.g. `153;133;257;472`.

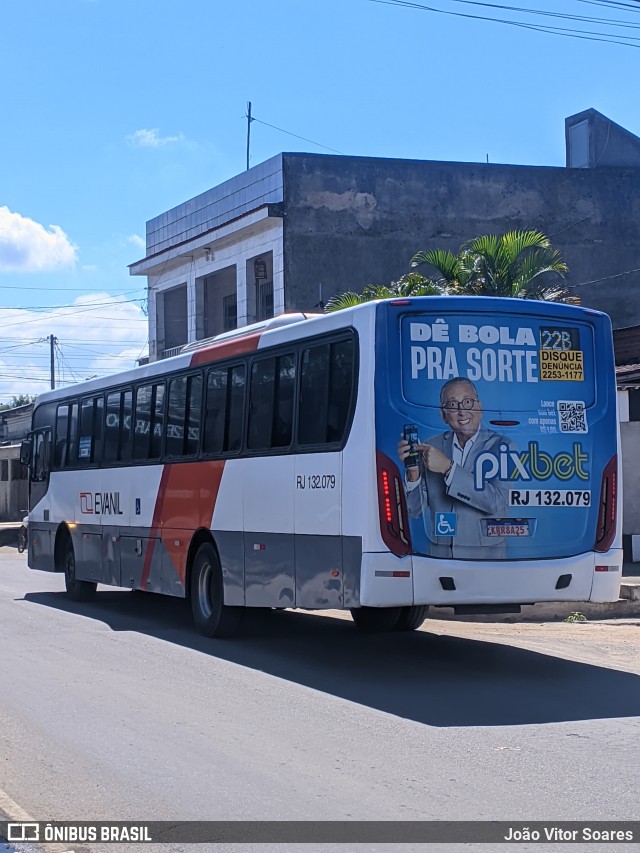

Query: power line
369;0;640;46
0;284;147;292
248;113;346;156
576;0;640;12
442;0;640;28
0;295;145;313
569;267;640;288
0;301;147;330
0;337;147;345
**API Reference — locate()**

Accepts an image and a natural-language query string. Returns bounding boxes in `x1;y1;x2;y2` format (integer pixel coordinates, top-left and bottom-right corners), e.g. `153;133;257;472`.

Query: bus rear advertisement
21;297;621;637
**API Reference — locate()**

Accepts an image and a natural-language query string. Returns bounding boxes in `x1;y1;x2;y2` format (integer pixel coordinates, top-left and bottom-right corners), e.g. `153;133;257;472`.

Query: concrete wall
0;445;28;522
281;153;640;328
566;109;640;169
620;420;640;539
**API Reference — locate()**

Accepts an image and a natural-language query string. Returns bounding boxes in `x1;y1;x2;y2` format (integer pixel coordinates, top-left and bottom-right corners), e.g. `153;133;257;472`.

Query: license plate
486;520;530;537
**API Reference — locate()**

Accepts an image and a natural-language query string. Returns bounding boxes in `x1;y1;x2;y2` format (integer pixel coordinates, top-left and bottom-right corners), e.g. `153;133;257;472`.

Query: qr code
557;400;588;433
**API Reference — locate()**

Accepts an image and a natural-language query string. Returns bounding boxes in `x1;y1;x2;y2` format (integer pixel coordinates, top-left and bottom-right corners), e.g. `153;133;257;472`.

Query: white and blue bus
22;297;621;636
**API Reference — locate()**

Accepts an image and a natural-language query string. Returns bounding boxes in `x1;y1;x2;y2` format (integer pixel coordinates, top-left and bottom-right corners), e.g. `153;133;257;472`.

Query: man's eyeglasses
441;397;479;411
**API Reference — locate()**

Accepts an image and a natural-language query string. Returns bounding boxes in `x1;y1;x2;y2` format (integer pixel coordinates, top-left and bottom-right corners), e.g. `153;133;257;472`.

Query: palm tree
324;272;445;312
324;230;577;313
411;229;578;304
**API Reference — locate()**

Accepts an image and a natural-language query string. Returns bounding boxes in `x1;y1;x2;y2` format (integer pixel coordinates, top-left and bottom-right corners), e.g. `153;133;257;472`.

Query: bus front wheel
190;543;243;638
350;606;401;633
63;540;97;602
394;604;429;631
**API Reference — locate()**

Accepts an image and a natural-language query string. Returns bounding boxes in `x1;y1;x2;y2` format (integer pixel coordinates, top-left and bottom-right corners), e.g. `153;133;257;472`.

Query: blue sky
0;0;638;400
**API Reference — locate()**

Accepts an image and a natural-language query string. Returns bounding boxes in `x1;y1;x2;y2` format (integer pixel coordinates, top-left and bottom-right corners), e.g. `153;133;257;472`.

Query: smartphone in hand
403;423;419;467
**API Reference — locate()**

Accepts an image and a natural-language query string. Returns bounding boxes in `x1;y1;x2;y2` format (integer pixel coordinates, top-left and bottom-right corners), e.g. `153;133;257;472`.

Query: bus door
293;338;349;609
243;353;296;607
294;452;342;608
28;427;52;571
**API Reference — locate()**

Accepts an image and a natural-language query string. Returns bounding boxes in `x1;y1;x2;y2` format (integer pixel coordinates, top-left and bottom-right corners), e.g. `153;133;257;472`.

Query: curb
620;583;640;602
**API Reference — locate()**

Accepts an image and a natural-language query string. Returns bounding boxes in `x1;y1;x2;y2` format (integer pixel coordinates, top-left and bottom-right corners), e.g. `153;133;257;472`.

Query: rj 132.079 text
296;474;336;490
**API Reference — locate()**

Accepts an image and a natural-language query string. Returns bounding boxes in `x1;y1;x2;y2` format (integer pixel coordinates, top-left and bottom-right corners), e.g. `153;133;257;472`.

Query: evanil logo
79;491;124;515
474;442;589;490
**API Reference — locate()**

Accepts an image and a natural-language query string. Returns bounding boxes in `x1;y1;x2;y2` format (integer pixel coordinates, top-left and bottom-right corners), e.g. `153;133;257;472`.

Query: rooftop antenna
246;101;253;171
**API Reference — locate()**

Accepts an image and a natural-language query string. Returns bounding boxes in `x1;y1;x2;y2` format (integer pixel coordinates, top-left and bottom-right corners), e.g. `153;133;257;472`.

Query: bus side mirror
20;439;31;467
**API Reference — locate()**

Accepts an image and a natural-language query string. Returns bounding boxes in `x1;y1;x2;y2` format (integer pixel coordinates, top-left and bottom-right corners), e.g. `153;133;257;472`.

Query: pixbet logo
474;442;589;490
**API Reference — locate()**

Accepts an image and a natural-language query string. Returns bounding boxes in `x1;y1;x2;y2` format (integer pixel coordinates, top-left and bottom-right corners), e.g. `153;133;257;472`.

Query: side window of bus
78;396;104;465
54;401;79;467
327;338;355;441
247;353;295;451
204;365;246;455
227;365;246;451
299;338;354;445
166;373;203;457
54;404;69;468
121;390;133;461
185;374;203;455
104;390;133;463
104;392;120;462
67;402;79;467
133;383;165;461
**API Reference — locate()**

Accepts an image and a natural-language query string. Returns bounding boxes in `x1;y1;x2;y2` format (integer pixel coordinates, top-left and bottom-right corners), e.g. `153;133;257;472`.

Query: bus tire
63;540;97;602
190;543;243;638
394;604;429;632
350;606;401;633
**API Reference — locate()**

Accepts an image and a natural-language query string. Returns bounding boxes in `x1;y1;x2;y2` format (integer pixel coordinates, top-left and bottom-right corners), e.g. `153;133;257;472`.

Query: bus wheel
190;543;243;638
63;541;97;602
350;606;401;633
394;604;428;632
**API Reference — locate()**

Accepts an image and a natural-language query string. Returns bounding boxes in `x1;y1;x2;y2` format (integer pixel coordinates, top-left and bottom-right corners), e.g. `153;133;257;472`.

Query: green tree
324;272;445;312
324;230;577;313
0;394;36;411
411;230;577;303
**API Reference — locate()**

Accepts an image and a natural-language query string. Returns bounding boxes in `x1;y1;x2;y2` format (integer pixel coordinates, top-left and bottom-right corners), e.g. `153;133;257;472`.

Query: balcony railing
162;345;184;359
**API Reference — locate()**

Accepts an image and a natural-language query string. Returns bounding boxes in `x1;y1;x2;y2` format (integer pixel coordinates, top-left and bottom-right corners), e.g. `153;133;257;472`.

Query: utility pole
49;334;57;389
246;101;253;171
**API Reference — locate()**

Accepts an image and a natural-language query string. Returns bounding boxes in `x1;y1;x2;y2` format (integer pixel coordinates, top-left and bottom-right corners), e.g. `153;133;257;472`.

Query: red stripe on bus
189;333;261;366
140;460;226;588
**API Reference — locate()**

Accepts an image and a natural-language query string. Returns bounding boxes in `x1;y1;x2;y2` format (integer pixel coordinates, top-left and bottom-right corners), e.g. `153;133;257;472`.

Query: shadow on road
24;589;640;728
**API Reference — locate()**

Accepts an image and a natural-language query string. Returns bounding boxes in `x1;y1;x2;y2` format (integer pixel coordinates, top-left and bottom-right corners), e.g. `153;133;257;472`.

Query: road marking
0;787;77;853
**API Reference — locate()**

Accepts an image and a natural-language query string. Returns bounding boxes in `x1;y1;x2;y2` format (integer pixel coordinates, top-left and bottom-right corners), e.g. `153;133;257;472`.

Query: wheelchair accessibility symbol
435;512;458;536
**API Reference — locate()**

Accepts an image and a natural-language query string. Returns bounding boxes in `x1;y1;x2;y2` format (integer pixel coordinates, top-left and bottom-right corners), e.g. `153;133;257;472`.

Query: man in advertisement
397;377;513;559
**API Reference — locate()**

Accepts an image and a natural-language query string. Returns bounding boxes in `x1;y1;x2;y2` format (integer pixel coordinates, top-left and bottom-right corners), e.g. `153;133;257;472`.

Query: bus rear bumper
360;550;623;607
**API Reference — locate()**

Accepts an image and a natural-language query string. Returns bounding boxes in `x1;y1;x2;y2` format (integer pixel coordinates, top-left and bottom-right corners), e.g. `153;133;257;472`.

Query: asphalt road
0;547;638;853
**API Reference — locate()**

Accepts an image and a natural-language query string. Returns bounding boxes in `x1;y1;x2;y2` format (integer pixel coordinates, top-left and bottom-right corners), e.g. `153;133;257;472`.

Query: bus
21;296;621;637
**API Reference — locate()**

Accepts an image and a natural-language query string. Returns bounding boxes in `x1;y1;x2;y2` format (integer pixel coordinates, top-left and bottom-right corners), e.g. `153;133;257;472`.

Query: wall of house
145;215;284;359
566;109;640;169
281;153;640;328
0;445;28;521
618;388;640;565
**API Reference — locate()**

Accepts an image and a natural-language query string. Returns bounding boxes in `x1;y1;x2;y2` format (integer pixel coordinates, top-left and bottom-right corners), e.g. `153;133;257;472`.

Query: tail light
376;451;412;556
595;454;617;553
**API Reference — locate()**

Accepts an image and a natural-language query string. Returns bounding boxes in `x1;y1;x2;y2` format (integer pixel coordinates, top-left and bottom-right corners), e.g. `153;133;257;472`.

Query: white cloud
127;128;185;148
128;233;145;249
0;207;78;273
0;293;148;401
